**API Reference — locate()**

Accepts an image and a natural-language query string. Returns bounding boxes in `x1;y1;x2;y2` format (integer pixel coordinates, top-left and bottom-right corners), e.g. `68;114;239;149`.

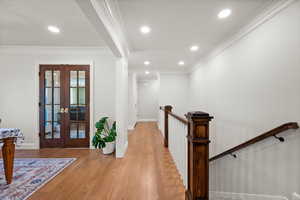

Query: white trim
16;143;37;150
189;0;296;73
138;119;157;122
0;143;37;149
159;71;189;75
128;124;135;130
34;61;95;149
128;68;188;74
89;61;95;149
210;191;288;200
124;141;128;155
0;45;111;55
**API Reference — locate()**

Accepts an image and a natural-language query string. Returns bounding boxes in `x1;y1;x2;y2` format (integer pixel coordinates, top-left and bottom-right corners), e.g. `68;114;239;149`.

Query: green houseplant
92;117;117;154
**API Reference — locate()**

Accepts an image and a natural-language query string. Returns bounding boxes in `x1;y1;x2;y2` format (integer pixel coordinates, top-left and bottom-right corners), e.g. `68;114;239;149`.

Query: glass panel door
64;68;90;147
40;67;64;147
39;65;90;148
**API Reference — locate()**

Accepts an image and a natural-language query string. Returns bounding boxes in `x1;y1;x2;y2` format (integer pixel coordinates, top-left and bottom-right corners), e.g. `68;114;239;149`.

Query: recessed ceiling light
144;61;150;65
218;9;232;19
190;45;199;52
47;25;60;33
178;61;185;66
145;71;150;75
140;26;151;34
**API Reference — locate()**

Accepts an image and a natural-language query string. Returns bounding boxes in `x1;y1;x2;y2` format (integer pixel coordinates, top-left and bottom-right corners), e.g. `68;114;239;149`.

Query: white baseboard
16;143;38;149
137;118;157;122
128;124;135;130
124;141;128;152
210;191;288;200
0;143;37;149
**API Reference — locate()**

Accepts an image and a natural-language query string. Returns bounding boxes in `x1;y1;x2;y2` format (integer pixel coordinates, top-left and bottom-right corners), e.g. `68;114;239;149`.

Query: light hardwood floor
3;122;185;200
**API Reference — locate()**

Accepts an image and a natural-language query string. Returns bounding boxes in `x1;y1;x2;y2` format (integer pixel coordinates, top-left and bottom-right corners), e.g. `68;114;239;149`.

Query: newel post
186;111;213;200
164;105;173;148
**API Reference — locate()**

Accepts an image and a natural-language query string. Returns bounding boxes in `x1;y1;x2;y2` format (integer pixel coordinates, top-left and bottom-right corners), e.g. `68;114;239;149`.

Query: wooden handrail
168;112;188;125
159;106;188;125
209;122;299;162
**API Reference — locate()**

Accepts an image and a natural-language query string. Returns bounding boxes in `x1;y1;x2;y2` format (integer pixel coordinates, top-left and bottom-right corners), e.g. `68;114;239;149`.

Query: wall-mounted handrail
209;122;299;162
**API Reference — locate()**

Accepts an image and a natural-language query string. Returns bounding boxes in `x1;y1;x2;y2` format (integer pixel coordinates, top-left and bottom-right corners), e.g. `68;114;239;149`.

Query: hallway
0;1;299;199
11;122;185;200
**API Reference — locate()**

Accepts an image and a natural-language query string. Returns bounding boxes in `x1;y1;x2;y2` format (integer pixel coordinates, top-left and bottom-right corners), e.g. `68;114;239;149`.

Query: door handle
59;108;69;113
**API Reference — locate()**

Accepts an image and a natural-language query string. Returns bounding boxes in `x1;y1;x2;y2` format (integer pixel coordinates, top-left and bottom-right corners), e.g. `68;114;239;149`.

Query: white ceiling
0;0;282;72
117;0;280;71
0;0;105;46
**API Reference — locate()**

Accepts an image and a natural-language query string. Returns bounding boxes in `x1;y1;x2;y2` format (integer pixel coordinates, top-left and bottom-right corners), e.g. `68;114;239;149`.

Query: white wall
115;57;128;158
0;46;116;149
189;1;300;199
128;72;137;130
137;79;159;121
159;73;189;116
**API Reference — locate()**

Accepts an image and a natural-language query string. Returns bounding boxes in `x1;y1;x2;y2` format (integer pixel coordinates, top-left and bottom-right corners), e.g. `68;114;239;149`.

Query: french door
39;65;90;148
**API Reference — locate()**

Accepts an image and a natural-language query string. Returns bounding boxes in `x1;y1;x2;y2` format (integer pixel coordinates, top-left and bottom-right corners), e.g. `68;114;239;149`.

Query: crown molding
0;45;113;55
159;71;189;75
189;0;296;74
129;67;188;74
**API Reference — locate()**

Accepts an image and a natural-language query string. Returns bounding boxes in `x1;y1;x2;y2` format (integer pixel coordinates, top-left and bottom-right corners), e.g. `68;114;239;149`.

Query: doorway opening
136;73;159;122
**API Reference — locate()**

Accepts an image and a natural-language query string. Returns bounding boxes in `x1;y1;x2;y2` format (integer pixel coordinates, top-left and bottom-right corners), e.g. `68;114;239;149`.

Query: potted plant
92;117;117;154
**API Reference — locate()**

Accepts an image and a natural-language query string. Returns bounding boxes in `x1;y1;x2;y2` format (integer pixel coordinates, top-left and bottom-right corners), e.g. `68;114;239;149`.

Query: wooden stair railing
160;105;173;147
159;105;299;200
160;106;213;200
160;106;188;147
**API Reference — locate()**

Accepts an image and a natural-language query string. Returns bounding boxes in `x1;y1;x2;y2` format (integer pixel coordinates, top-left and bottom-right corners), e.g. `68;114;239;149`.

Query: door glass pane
42;68;88;145
54;105;61;121
45;105;52;121
45;88;52;104
70;88;77;105
78;123;85;138
70;123;78;139
54;88;60;104
53;71;60;87
70;71;77;87
45;71;52;87
53;122;61;139
78;88;85;105
45;122;52;139
78;106;86;121
70;106;78;121
78;71;85;87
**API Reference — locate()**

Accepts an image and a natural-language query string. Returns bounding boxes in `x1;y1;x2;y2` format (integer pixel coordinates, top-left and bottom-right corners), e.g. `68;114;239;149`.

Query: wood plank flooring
1;122;185;200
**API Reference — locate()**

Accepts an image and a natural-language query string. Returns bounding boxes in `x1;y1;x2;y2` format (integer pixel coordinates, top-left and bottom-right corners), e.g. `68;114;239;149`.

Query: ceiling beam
75;0;129;58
